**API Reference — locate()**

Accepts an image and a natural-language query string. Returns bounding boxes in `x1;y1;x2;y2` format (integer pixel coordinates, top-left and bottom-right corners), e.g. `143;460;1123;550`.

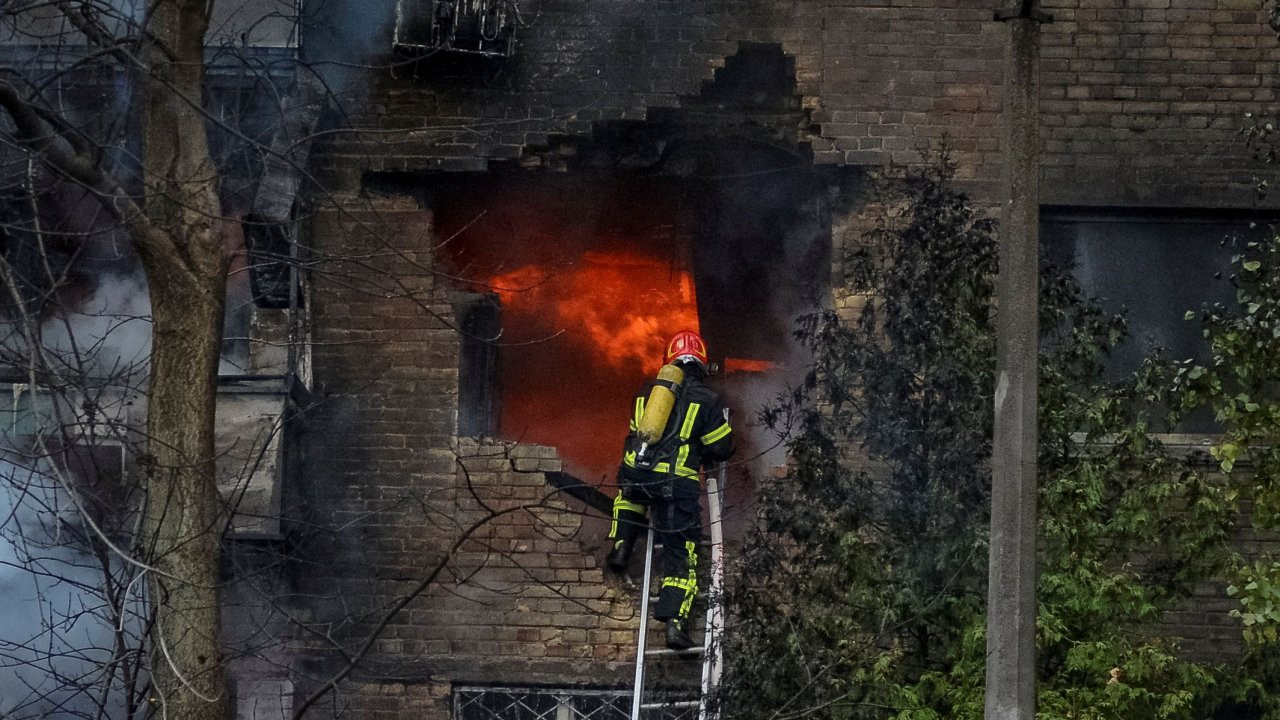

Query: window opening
1042;208;1265;375
423;162;840;490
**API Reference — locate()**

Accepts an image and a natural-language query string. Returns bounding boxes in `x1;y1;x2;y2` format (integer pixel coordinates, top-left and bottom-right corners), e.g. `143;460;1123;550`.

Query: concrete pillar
986;5;1047;720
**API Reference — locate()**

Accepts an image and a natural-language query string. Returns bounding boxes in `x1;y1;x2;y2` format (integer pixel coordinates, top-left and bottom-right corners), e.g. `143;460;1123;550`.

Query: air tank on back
635;363;685;464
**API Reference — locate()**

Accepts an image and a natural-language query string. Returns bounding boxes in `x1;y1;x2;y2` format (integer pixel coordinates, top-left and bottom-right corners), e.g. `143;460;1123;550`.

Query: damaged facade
3;0;1280;718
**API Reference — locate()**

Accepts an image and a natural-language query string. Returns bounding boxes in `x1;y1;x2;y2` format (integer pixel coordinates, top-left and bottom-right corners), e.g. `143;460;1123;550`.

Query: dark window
1042;208;1268;374
62;441;133;541
1042;208;1273;432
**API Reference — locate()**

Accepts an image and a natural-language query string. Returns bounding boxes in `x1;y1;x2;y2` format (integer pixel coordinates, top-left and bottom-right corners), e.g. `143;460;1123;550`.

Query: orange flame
484;249;700;483
724;358;777;373
489;250;699;371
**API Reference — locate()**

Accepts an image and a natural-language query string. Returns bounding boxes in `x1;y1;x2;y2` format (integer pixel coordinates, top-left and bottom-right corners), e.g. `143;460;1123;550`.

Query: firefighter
605;329;735;650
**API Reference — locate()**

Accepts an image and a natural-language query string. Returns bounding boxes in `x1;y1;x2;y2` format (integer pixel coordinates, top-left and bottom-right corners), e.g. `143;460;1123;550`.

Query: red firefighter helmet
664;330;709;370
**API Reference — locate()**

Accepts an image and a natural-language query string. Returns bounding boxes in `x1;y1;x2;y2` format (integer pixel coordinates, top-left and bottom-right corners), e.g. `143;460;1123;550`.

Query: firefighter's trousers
609;472;701;624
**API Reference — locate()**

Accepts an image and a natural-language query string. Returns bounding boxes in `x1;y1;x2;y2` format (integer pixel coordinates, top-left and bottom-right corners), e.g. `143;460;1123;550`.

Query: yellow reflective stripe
613;493;645;515
610;492;645;539
701;422;731;445
679;540;699;619
623;456;697;478
625;402;704;478
655;462;696;478
609;494;619;538
680;403;700;440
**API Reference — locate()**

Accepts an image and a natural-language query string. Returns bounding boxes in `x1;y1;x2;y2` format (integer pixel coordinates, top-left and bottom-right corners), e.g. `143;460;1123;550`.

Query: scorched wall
309;0;1280;206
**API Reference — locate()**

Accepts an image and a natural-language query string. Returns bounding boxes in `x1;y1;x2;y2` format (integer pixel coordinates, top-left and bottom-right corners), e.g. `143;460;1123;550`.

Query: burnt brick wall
295;197;636;719
310;0;1279;209
313;1;1006;186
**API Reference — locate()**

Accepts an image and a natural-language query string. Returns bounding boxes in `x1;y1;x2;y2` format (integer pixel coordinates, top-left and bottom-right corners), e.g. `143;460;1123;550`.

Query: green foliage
721;162;1238;719
1174;236;1280;516
1229;559;1280;645
1172;231;1280;712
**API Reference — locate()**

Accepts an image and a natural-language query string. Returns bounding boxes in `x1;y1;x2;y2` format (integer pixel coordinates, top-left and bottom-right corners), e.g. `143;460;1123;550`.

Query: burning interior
382;147;854;495
360;44;865;501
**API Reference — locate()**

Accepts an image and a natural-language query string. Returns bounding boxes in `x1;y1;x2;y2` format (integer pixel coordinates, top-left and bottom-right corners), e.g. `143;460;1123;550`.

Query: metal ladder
628;462;726;720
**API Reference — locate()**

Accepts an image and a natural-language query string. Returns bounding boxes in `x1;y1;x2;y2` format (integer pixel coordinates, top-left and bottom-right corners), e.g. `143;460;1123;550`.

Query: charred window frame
242;217;298;310
393;0;520;58
203;63;316;381
61;440;132;541
453;292;499;438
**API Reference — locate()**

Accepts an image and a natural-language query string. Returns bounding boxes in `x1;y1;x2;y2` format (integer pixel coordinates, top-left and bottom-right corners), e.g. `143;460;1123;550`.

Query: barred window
453;686;698;720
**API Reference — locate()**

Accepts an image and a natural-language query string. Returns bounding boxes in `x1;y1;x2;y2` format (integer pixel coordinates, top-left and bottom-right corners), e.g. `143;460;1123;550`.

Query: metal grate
393;0;519;58
453;686;697;720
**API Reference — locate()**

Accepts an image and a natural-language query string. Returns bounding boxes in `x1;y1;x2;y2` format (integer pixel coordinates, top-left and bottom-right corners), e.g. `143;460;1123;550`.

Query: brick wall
1040;0;1280;206
311;0;1279;208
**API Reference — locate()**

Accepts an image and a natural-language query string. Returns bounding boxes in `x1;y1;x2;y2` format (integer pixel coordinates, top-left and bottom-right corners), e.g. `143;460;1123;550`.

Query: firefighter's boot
605;539;632;573
665;617;694;650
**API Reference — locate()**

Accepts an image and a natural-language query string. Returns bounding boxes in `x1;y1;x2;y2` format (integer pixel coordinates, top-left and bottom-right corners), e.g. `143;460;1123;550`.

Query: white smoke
0;455;145;719
0;273;151;718
720;329;812;473
37;269;247;377
38;273;152;384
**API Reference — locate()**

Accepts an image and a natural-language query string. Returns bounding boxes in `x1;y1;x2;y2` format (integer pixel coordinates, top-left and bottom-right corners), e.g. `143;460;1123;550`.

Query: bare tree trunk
141;279;227;718
137;1;230;717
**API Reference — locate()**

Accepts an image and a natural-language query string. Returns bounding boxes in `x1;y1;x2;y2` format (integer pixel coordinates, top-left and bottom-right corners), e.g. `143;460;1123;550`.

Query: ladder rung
644;647;704;658
640;700;700;711
647;618;703;630
651;540;714;550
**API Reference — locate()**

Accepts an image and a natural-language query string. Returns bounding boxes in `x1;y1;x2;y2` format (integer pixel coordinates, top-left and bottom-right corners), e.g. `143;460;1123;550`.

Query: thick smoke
719;339;811;471
699;166;833;487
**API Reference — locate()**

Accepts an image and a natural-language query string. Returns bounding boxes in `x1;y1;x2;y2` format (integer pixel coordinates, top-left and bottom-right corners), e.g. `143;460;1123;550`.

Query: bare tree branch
0;77;187;274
